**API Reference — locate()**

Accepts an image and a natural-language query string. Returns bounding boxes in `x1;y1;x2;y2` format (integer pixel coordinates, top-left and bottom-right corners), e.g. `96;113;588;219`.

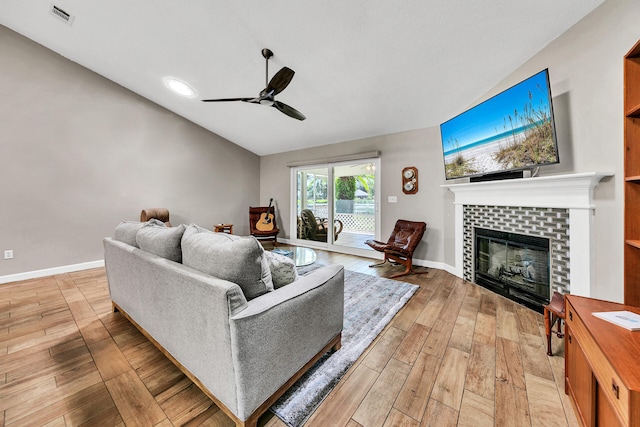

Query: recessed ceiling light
164;78;196;98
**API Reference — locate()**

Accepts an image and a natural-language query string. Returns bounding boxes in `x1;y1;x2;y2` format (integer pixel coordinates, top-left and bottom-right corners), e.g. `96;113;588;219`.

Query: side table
214;224;233;234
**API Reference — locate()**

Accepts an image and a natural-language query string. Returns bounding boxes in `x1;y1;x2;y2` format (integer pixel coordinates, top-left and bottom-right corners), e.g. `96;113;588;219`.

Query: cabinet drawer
567;302;630;426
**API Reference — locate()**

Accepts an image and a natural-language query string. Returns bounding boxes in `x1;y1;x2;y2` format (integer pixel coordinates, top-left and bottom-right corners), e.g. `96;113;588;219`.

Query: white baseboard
0;252;460;285
412;258;460;277
0;260;105;285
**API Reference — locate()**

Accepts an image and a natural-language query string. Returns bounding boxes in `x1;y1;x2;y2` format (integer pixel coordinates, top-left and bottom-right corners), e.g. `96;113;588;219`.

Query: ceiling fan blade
266;67;295;96
201;97;254;102
273;101;306;121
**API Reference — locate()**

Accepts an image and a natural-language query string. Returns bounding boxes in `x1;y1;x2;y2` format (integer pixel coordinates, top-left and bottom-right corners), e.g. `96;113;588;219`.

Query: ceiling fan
202;48;306;121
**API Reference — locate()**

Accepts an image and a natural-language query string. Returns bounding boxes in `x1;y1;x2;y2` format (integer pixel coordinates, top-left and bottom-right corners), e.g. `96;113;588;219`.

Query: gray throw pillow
181;228;274;300
264;250;299;289
113;219;164;247
136;223;186;262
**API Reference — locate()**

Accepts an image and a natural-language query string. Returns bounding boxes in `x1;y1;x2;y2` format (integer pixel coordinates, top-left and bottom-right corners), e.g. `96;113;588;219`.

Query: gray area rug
270;268;419;427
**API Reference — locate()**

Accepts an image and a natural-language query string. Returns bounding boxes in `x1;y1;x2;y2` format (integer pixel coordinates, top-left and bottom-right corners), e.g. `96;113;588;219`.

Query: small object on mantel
214;224;233;234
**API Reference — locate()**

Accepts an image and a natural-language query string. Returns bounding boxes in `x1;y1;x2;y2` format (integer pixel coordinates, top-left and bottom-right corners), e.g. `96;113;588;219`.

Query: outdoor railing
335;213;375;233
303;203;375;234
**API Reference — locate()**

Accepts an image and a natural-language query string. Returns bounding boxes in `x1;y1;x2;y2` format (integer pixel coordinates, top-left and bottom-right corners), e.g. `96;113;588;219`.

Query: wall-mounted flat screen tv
440;69;559;180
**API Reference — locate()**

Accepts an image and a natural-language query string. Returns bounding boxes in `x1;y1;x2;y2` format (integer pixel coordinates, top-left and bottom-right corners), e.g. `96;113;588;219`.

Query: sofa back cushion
181;225;274;300
114;219;165;247
136;223;186;262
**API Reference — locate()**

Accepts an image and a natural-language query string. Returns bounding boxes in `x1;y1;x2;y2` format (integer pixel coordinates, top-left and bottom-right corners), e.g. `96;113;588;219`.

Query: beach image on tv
441;70;558;179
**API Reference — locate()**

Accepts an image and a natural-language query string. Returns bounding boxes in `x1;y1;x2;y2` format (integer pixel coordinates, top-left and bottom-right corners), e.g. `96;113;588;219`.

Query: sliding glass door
292;158;379;256
332;162;377;250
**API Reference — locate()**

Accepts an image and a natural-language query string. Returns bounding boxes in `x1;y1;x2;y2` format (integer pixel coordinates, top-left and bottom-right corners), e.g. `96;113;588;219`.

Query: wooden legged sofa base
112;302;342;427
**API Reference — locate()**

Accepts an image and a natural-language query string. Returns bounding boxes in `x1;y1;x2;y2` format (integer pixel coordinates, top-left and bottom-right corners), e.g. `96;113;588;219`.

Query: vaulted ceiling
1;1;605;155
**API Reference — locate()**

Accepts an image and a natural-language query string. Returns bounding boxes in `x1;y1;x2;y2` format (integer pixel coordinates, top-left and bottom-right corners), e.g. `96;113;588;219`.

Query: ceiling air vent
49;4;74;26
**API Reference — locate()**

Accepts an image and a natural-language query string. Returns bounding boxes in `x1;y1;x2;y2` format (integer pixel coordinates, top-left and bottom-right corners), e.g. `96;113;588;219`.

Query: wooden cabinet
564;295;640;426
567;40;640;426
566;322;596;426
624;39;640;306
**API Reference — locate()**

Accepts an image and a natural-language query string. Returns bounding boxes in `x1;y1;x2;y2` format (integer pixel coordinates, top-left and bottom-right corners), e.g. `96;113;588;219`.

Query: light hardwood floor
0;250;579;427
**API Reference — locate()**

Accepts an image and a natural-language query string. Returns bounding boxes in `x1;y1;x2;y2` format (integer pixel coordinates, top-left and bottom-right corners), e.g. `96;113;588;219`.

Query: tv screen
440;69;559;180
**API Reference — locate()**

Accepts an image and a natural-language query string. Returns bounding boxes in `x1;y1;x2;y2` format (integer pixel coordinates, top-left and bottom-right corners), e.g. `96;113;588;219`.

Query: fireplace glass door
475;228;550;311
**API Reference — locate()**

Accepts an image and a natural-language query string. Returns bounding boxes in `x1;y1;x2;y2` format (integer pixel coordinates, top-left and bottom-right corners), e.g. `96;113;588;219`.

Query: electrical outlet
4;250;13;260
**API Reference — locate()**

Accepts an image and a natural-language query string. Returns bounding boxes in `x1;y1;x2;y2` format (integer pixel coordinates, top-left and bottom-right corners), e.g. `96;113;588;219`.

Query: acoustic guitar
256;198;275;232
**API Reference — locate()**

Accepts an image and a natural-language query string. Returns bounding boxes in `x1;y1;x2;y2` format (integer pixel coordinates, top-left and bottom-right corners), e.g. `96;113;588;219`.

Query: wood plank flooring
0;250;579;426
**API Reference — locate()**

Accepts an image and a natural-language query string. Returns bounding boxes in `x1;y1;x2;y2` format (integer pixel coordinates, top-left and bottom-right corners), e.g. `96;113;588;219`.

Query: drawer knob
569;311;573;321
612;380;619;399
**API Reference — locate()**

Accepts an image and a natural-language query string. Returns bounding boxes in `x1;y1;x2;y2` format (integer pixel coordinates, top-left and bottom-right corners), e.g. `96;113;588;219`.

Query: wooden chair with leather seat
249;206;279;245
365;219;427;278
140;208;172;226
544;291;566;356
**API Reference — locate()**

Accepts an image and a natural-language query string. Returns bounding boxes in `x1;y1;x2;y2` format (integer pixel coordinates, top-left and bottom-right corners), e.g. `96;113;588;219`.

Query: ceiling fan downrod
262;48;273;87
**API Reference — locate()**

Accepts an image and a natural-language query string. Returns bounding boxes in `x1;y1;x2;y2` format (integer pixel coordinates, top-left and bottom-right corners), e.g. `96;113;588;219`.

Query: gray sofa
103;222;344;427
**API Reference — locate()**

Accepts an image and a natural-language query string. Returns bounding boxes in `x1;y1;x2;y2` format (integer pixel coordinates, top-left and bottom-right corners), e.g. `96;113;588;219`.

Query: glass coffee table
272;246;316;267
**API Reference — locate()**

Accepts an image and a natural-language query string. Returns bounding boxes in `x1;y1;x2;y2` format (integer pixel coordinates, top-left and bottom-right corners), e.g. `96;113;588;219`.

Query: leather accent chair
140;208;172;226
298;209;344;242
365;219;427;278
249;206;279;245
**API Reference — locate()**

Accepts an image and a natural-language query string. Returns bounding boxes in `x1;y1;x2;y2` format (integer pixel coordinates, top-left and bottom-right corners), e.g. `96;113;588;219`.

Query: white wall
262;0;640;302
455;0;639;301
0;25;260;278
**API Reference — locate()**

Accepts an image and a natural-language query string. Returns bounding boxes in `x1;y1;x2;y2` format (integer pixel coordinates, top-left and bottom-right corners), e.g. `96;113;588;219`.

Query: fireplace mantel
442;172;612;297
442;172;611;209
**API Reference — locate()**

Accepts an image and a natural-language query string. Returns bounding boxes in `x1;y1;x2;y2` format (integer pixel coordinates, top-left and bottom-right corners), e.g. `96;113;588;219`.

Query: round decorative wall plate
402;166;418;194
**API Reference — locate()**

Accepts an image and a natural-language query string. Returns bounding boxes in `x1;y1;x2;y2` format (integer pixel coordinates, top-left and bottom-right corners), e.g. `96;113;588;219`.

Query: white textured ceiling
1;1;604;156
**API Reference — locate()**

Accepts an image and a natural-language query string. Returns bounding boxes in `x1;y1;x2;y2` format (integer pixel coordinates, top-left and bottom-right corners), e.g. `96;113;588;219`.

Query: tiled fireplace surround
463;205;569;294
443;173;610;299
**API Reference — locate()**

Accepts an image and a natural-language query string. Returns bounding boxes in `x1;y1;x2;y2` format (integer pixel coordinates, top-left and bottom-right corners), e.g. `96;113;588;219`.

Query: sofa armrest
104;237;248;415
229;264;344;419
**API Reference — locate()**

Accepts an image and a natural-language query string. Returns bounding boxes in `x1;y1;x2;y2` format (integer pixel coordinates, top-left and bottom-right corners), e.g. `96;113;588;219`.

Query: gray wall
260;127;447;267
459;0;639;302
0;25;260;277
4;0;639;302
262;0;640;302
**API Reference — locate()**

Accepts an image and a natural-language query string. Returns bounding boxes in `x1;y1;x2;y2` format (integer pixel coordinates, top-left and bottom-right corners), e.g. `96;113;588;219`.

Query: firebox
474;228;550;312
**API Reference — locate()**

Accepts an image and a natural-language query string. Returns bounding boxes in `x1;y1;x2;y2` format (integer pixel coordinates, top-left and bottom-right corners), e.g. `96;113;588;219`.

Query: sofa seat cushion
181;225;274;300
136;223;186;262
264;251;299;289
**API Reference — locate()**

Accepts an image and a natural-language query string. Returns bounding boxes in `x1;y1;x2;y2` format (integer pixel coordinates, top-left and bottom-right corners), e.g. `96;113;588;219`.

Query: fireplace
442;173;611;299
474;228;550;312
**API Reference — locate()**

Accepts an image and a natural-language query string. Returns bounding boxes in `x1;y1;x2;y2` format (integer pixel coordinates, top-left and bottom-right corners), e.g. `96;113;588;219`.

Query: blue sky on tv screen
440;70;552;153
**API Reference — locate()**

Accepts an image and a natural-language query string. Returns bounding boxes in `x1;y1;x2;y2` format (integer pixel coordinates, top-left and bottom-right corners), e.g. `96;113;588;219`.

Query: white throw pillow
264;250;299;289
